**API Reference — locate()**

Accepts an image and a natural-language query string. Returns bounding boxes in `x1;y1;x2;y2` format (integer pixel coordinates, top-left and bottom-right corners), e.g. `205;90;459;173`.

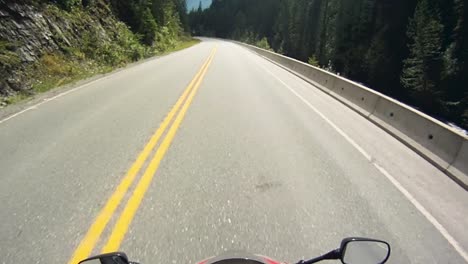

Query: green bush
308;56;319;67
256;37;272;51
0;40;21;70
82;33;117;65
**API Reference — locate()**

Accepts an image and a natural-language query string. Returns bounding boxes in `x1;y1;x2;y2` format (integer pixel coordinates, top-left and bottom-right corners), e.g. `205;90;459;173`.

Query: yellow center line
101;47;217;252
67;48;216;264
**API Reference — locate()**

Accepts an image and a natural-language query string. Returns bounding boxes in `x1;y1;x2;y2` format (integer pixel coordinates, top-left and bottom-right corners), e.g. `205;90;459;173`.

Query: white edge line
0;74;110;125
257;62;372;161
374;163;468;262
255;59;468;263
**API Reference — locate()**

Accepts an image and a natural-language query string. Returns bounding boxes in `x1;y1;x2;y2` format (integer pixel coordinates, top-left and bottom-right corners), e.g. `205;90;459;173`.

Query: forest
188;0;468;130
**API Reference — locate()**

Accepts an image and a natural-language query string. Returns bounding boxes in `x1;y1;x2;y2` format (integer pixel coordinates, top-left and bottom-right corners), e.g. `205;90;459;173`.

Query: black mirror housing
78;252;130;264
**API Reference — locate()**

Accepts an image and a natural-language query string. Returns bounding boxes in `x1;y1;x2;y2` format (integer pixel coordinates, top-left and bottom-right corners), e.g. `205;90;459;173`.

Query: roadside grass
4;92;30;104
28;53;111;94
2;38;200;106
157;38;201;56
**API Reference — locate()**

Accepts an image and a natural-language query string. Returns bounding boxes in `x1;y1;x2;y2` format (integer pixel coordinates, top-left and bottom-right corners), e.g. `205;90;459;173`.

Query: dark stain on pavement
255;181;282;192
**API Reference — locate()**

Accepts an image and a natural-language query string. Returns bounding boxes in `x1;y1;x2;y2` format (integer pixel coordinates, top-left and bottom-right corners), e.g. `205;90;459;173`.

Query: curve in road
0;39;467;264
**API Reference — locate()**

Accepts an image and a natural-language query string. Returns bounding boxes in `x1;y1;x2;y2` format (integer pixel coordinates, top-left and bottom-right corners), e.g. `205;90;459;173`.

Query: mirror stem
297;249;341;264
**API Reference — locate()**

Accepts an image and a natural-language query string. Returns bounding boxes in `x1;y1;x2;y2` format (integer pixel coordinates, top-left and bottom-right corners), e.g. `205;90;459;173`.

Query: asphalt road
1;39;467;264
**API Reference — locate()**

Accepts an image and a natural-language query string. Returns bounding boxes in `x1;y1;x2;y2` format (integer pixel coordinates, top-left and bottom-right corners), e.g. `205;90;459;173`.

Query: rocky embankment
0;0;144;104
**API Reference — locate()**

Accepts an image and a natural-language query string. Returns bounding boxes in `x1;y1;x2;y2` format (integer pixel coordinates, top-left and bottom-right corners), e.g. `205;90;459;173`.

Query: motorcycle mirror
340;238;390;264
78;252;135;264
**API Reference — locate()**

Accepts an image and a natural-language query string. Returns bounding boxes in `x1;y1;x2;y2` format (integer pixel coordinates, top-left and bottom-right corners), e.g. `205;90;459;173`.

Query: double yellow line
68;47;217;264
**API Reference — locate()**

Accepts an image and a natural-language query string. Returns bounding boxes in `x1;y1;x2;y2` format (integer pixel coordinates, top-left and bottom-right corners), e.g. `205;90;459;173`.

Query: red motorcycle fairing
196;250;282;264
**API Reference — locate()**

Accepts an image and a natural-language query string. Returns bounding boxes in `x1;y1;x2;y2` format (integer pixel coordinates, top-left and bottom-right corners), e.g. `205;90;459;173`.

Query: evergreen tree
139;6;158;45
55;0;81;11
401;0;444;113
440;0;467;125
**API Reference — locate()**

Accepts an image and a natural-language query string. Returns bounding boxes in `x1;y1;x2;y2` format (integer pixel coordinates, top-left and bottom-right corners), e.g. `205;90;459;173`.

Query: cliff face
0;4;59;64
0;0;142;101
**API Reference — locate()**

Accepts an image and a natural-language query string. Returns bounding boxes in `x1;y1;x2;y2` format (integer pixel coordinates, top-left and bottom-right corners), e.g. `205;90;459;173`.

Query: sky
186;0;212;12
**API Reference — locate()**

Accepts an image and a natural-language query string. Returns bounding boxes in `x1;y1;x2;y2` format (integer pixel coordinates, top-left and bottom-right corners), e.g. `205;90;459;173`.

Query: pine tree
198;1;202;13
401;0;444;112
56;0;81;11
139;6;158;46
439;0;467;125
